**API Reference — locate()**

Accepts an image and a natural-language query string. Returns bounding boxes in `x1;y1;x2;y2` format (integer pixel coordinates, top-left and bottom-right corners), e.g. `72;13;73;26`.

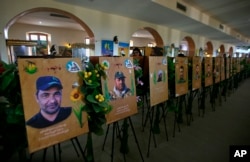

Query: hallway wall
1;0;235;62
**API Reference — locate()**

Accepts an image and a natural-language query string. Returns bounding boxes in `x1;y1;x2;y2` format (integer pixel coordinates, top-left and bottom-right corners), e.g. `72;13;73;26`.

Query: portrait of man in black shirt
178;66;186;83
109;71;131;100
26;76;72;128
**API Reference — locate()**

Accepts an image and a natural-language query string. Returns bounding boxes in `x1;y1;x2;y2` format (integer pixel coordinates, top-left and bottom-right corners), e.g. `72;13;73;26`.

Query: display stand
28;137;87;162
142;103;157;148
227;76;234;96
168;56;188;137
220;80;228;102
210;84;218;111
102;117;144;162
198;86;212;117
186;89;199;125
143;101;168;157
187;56;202;124
173;95;186;137
17;56;89;161
140;92;150;130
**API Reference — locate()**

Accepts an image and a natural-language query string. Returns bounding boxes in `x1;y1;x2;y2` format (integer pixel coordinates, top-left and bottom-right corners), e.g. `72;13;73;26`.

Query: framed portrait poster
192;56;202;90
232;57;237;75
236;57;241;73
221;57;225;81
18;57;89;153
240;57;245;72
213;57;221;84
148;56;168;107
99;57;137;124
204;57;213;87
175;57;188;97
226;58;230;79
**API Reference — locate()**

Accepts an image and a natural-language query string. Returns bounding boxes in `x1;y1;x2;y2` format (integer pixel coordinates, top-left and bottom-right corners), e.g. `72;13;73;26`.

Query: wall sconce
85;37;90;45
67;43;71;48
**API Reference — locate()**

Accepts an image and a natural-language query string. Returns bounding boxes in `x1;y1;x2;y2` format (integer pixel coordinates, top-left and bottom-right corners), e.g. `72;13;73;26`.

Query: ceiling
16;0;250;48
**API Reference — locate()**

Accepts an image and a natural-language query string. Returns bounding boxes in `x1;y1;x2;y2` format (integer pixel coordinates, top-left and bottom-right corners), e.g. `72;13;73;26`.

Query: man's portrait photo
157;70;163;82
194;64;200;80
26;76;72;128
109;71;131;100
178;65;186;83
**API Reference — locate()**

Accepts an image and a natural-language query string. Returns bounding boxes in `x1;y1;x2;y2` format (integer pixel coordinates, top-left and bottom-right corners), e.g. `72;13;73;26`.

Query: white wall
0;0;234;62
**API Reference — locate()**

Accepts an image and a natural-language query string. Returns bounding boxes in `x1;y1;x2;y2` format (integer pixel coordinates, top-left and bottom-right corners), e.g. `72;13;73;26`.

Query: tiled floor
9;78;250;162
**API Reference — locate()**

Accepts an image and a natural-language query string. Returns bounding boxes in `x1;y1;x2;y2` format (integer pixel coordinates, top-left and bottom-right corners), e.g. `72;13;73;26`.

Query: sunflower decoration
70;87;85;128
78;62;112;135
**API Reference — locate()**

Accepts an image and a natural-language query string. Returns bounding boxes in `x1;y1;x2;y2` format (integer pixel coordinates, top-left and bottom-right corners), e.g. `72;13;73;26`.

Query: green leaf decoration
86;94;99;104
104;80;110;101
73;107;83;128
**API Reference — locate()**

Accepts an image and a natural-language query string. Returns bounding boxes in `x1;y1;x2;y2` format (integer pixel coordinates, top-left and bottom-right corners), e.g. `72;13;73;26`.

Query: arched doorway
130;27;163;56
5;7;94;39
218;44;225;57
228;46;233;57
182;36;195;57
205;41;213;57
143;27;163;47
4;7;94;63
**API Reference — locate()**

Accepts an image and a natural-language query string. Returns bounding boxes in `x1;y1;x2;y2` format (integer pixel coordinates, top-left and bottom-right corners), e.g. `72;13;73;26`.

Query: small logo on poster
66;61;81;72
162;58;167;65
124;59;133;68
24;60;37;74
230;145;250;162
101;60;110;69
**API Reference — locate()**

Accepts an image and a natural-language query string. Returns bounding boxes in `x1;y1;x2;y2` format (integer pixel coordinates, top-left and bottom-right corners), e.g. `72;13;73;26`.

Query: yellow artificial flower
100;64;108;70
70;88;83;102
95;94;104;102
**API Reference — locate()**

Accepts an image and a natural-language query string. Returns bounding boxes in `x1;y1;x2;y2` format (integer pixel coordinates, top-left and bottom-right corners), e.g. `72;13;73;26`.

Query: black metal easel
28;137;87;162
173;94;187;137
145;101;169;157
186;89;199;125
102;117;144;162
198;85;212;117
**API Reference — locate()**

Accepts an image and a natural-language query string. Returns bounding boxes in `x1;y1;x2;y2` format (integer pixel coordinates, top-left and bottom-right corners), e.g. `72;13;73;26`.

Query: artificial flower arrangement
133;58;144;107
77;61;112;161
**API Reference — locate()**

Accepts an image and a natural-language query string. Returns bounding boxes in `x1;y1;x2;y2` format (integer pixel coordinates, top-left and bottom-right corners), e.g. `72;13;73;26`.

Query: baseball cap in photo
115;71;126;79
36;76;63;90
